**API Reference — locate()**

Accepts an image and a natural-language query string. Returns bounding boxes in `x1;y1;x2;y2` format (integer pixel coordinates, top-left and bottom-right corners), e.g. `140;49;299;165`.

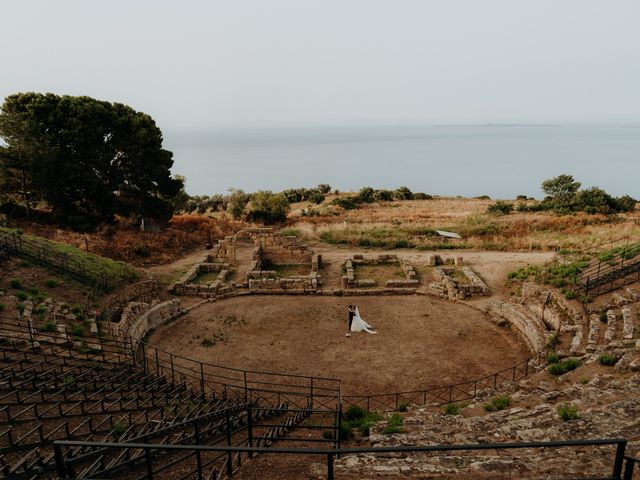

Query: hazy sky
2;0;640;129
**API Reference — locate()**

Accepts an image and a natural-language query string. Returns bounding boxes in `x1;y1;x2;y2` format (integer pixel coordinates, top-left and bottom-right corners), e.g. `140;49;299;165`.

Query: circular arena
148;295;530;396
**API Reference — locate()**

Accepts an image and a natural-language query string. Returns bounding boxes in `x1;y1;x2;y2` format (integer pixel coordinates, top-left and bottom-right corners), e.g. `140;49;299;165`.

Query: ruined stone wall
125;300;182;349
487;300;549;352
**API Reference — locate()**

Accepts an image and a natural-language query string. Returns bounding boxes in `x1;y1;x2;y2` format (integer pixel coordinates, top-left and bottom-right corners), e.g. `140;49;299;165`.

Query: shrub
42;322;56;332
546;353;560;364
133;244;152;257
548;358;580;376
29;287;39;296
382;413;404;435
46;279;57;288
331;196;361;210
244;191;290;224
63;375;75;386
398;401;410;412
71;324;85;337
201;338;214;348
343;407;382;436
16;291;28;301
393;186;414;200
598;354;618;366
10;279;22;289
483;395;512;412
0;304;4;312
226;188;250;219
111;422;127;436
373;189;394;201
322;430;334;440
17;303;25;313
413;192;433;200
486;201;513;215
599;311;608;323
307;191;325;204
339;420;354;440
557;403;579;421
344;405;367;422
443;403;460;416
356;187;376;203
564;290;576;300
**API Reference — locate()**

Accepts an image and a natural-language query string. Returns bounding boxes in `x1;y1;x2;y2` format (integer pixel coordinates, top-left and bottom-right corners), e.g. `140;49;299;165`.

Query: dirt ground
149;296;529;396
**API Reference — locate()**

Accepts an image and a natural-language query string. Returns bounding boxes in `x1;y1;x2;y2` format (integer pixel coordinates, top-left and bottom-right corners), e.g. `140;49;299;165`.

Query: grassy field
290;197;640;252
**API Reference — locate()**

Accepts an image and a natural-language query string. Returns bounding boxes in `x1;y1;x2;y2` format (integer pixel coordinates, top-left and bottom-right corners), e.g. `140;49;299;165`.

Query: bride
350;306;377;334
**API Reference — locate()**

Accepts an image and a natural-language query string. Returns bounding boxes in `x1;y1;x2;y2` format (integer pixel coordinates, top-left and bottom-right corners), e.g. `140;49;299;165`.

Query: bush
382;413;404;435
322;430;334;440
486;201;513;215
46;279;57;288
244;191;290;224
548;358;580;376
307;191;325;205
393;186;414;200
373;189;394;201
201;338;214;348
413;192;433;200
343;407;382;436
564;290;577;300
331;196;361;210
357;187;376;203
546;353;560;364
483;395;511;412
339;420;354;440
443;403;460;416
557;403;579;421
9;279;22;289
398;401;410;412
16;291;28;301
598;354;618;366
226;188;250;219
133;244;152;257
0;304;4;312
71;324;85;337
42;322;56;332
111;422;127;436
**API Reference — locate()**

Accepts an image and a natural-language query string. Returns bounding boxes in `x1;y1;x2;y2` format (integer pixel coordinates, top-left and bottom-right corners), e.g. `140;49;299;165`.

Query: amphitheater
1;227;640;479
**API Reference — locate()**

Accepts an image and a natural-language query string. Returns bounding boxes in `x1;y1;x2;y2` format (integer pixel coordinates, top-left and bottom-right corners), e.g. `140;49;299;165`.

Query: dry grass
291;196;640;252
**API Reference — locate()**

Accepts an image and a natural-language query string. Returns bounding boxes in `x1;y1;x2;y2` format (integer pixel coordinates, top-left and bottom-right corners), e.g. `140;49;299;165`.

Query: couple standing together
346;304;377;336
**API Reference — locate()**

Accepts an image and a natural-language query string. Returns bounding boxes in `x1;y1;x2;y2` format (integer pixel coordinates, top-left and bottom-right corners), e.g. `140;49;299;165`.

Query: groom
346;305;356;337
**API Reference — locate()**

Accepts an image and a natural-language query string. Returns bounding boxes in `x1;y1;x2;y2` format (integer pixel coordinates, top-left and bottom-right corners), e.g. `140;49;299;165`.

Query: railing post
226;410;233;477
130;337;136;366
170;354;175;383
141;343;147;374
247;404;253;456
194;421;203;480
243;371;248;401
200;363;205;397
623;457;636;480
54;444;67;478
310;377;314;410
145;447;154;480
155;348;160;376
327;453;334;480
612;440;627;479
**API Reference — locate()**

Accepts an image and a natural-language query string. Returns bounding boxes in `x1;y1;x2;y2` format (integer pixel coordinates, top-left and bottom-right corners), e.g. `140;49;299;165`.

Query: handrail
53;438;630;480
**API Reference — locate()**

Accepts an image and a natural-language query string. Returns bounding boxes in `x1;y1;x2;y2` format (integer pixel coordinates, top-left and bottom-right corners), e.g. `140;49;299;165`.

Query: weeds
557;403;579;421
598;354;618;366
483;395;512;412
548;358;580;376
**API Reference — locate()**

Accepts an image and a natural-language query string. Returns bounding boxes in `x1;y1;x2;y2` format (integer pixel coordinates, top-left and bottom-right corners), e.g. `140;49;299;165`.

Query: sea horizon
165;123;640;199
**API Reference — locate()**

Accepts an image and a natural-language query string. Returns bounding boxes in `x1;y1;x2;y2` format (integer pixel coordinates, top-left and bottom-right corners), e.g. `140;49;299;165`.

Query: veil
350;307;377;334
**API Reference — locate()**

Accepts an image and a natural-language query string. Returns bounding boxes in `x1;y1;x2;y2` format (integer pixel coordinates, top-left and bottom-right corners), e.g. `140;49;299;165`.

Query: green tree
0;93;182;229
226;188;250;219
244;191;290;224
541;174;581;206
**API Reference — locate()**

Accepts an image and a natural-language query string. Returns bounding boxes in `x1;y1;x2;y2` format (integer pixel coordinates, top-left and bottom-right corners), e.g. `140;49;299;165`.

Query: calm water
164;125;640;198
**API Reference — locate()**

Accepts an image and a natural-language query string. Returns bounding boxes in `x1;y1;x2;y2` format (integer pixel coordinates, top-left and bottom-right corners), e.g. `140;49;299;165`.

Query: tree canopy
0;93;183;230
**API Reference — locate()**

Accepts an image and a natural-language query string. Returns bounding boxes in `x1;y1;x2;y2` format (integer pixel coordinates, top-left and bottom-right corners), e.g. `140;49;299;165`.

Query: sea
164;125;640;199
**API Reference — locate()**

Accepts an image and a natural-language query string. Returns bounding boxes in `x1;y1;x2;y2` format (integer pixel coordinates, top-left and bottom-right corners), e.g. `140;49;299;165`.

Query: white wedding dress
350;307;377;334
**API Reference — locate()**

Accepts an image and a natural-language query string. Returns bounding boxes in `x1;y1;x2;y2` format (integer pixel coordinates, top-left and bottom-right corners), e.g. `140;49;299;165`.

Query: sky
2;0;640;130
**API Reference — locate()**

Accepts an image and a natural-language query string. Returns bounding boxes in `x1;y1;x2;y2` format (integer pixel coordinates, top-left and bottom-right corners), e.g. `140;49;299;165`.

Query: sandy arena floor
148;296;530;395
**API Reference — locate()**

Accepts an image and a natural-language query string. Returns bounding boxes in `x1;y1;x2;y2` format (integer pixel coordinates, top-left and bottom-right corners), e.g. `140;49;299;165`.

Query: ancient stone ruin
427;255;489;300
342;254;419;289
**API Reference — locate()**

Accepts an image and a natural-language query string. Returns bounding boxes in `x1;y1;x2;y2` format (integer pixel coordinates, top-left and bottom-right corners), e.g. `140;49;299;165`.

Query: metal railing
624;456;640;480
0;227;138;291
342;343;554;412
0;317;342;413
52;438;633;480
